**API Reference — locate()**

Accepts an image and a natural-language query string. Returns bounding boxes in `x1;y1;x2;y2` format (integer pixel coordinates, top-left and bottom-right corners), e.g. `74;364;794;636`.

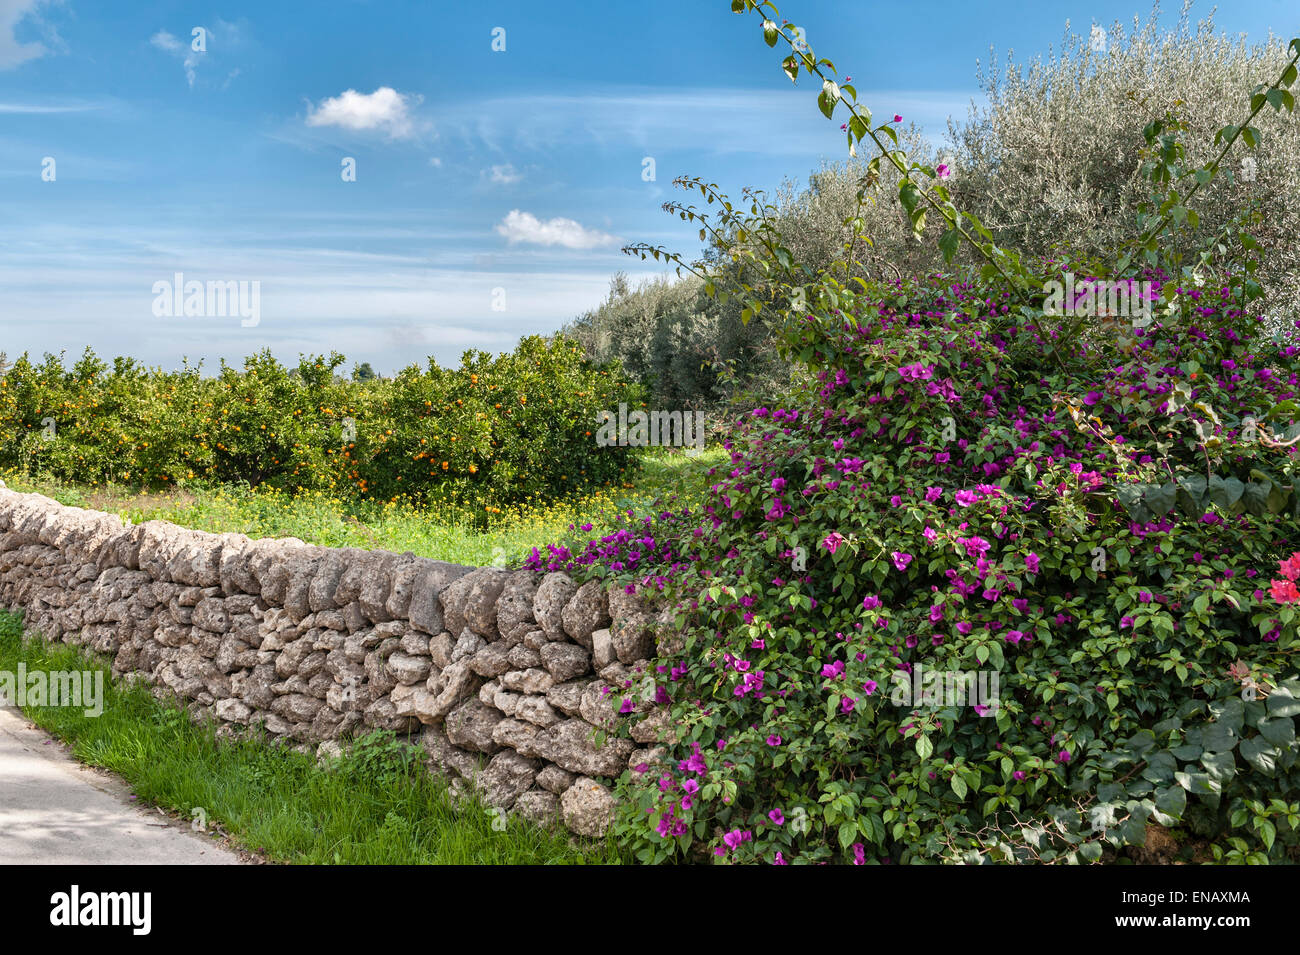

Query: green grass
0;446;724;566
0;610;625;864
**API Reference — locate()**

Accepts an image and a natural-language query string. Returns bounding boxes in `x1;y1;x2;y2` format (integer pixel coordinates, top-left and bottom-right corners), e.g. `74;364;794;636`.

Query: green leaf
1174;770;1220;795
1145;482;1177;515
938;228;960;263
838;820;858;849
1200;749;1236;782
1201;721;1237;753
1238;736;1278;775
1242;481;1271;516
951;774;968;799
1208;475;1245;509
898;182;922;214
1257;716;1296;748
1266;685;1300;718
1154;785;1187;821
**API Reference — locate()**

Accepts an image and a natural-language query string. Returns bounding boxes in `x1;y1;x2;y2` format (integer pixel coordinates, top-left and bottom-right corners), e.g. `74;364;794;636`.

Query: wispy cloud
438;87;978;156
494;210;617;250
149;28;204;87
0;0;47;69
151;21;245;89
0;99;102;113
486;163;522;185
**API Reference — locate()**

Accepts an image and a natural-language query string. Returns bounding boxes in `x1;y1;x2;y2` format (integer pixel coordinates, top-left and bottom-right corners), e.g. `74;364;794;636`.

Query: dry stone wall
0;482;676;838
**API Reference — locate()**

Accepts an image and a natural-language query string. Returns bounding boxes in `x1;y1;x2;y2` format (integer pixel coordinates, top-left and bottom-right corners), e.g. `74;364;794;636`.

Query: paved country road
0;706;242;865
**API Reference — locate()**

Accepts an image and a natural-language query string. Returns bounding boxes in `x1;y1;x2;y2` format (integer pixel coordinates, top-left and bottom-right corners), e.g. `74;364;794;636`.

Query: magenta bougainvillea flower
822;531;847;553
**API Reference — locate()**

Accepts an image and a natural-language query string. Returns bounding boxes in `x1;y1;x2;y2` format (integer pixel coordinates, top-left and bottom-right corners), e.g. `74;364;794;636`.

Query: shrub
0;337;642;510
541;271;1300;864
533;1;1300;863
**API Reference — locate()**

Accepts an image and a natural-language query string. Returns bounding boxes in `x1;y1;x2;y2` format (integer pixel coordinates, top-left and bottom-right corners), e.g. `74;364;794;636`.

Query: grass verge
0;610;623;865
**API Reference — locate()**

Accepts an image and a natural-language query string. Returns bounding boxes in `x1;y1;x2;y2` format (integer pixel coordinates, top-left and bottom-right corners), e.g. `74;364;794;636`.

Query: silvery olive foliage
949;2;1300;320
574;2;1300;411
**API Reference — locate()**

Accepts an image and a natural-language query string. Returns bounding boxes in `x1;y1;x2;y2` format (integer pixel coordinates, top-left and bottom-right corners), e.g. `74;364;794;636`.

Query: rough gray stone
445;699;504;754
532;572;576;638
560;777;616;838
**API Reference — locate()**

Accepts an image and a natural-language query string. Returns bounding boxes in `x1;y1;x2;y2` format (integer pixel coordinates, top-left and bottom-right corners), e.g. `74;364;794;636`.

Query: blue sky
1;0;1295;374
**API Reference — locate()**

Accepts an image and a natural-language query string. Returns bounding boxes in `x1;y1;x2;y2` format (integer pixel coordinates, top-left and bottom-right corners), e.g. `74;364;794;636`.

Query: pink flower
1270;578;1300;604
841;697;857;714
1280;553;1300;581
766;734;782;747
893;114;902;122
862;594;882;610
822;531;847;554
1025;553;1040;573
936;164;951;179
891;551;913;572
768;809;785;826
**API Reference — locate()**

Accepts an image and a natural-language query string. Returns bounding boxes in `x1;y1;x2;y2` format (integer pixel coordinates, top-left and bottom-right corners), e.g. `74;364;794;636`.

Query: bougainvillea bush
534;268;1300;863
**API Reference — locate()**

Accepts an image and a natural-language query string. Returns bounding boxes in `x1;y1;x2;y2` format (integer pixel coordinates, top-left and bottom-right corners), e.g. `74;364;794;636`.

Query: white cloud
149;29;183;53
0;0;47;69
306;87;419;140
428;156;442;167
494;210;616;250
487;163;522;185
